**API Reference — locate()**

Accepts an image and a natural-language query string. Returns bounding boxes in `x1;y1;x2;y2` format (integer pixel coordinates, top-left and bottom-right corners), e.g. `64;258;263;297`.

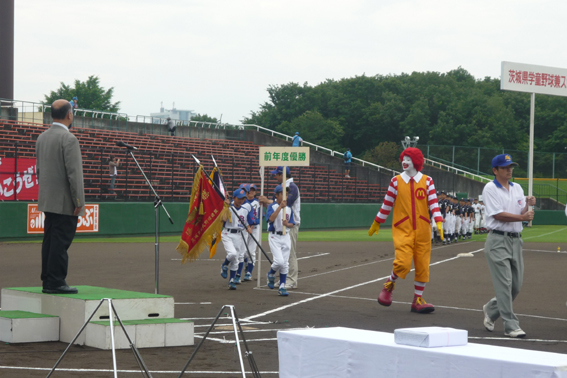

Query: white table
277;327;567;378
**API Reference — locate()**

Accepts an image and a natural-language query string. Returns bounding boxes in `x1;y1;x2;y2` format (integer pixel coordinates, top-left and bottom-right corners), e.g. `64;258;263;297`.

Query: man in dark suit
36;99;85;294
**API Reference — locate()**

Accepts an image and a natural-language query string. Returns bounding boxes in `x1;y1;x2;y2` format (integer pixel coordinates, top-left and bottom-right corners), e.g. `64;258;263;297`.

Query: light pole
401;136;419;149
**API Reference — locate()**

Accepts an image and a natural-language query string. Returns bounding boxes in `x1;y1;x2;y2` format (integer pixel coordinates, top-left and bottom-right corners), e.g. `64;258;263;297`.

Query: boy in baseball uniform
266;184;295;296
220;188;254;290
242;183;261;281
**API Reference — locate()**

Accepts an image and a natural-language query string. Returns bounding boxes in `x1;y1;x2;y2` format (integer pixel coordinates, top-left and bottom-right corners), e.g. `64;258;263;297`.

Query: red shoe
378;280;395;306
411;295;435;313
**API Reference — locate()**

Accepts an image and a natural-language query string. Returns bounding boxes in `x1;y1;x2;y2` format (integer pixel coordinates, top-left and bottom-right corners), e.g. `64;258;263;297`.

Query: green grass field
5;225;565;244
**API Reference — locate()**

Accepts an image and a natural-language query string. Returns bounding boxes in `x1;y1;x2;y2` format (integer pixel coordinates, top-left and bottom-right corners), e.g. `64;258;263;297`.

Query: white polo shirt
482;179;526;233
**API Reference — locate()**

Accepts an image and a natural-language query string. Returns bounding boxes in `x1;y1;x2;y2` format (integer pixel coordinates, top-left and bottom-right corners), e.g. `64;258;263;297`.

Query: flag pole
257;166;265;288
192;155;273;264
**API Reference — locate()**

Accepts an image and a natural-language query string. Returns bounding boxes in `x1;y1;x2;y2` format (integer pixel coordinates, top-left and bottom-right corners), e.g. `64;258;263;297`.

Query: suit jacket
109;160;120;176
36;124;85;216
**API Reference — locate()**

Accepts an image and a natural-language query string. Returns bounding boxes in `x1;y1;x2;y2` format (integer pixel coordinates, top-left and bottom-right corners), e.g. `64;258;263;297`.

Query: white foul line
524;227;567;240
0;366;278;375
297;253;330;260
243;248;485;321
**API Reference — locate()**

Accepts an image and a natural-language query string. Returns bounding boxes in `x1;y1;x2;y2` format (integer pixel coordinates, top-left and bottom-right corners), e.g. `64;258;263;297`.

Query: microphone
116;141;138;150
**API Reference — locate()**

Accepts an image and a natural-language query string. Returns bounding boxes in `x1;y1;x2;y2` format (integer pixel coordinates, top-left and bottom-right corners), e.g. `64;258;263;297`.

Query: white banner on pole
259;147;310;167
501;61;567;97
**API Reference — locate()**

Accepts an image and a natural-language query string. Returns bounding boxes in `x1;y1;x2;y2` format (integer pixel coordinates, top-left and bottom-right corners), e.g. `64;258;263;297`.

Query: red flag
176;166;228;263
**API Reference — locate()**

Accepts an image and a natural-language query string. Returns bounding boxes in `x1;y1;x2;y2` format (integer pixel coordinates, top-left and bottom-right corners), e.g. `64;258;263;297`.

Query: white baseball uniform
266;202;295;275
221;203;253;271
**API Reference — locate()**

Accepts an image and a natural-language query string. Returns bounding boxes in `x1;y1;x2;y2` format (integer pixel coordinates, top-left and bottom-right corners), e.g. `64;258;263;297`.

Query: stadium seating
1;120;385;202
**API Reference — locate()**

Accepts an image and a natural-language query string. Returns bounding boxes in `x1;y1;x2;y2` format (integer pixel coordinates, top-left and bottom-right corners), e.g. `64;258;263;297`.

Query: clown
368;147;443;313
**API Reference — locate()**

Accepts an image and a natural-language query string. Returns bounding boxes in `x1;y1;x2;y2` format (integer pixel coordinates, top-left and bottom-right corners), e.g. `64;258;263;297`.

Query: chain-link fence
419;144;567;179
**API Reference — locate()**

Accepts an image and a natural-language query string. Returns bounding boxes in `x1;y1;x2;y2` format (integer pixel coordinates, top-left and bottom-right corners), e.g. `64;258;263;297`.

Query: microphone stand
121;145;174;294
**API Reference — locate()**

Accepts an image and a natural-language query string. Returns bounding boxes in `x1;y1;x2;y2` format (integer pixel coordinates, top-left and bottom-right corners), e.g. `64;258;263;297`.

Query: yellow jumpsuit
391;175;433;282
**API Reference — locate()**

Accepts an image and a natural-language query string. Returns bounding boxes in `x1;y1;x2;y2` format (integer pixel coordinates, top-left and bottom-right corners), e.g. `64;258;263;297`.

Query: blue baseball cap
72;96;78;100
248;184;257;191
295;132;299;135
492;154;518;168
270;166;291;175
238;183;248;191
232;189;247;199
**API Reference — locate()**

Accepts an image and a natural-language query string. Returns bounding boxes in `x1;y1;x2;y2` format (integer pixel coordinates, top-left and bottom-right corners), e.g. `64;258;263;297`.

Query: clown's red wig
399;147;424;172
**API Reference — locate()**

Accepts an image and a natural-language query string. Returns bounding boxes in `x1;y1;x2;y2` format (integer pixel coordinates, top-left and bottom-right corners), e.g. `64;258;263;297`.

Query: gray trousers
287;223;300;287
484;232;524;333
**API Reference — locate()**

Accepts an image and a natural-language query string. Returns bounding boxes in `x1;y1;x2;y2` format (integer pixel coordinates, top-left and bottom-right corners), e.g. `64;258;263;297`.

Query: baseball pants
287;223;300;287
221;231;244;271
455;217;462;236
461;219;469;235
245;225;260;265
268;233;291;275
474;214;481;229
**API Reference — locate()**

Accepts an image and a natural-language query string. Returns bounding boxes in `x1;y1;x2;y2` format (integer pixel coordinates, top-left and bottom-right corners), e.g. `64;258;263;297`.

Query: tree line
242;67;567;166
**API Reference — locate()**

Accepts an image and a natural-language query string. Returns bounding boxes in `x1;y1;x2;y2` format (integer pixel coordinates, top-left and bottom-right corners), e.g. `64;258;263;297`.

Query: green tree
276;111;344;151
362;141;401;170
191;114;218;123
44;76;120;112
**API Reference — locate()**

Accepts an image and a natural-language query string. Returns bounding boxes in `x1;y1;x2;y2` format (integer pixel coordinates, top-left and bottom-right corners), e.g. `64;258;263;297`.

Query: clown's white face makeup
402;156;417;177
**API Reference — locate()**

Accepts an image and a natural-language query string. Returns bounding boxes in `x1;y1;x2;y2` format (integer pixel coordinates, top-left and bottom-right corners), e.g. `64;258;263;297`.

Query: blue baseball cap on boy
239;183;248;191
248;184;257;191
232;188;247;199
270;166;291;175
274;185;283;194
492;154;518;168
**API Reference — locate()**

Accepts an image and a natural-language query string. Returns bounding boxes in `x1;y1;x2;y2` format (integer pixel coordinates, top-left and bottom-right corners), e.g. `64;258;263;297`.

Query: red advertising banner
0;157;39;201
27;204;100;234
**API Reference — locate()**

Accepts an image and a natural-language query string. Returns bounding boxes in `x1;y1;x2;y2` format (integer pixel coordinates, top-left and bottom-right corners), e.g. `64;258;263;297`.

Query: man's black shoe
42;285;79;294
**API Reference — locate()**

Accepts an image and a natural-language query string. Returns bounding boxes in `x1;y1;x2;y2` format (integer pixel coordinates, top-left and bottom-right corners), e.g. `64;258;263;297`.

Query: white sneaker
483;304;494;332
505;329;526;338
285;283;297;290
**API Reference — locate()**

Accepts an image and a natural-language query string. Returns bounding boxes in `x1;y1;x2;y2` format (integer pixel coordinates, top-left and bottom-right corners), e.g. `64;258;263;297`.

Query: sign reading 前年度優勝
259;147;310;167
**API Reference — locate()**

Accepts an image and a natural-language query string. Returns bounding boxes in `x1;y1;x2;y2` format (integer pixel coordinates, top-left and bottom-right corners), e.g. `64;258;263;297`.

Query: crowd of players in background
431;191;488;245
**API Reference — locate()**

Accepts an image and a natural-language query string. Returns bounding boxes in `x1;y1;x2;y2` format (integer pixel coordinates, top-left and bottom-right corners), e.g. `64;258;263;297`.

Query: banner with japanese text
0;158;39;201
501;61;567;97
27;203;99;234
176;166;228;263
259;147;310;167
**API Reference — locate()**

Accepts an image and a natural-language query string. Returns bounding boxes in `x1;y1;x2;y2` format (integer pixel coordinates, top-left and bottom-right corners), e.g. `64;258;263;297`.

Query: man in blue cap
292;132;303;147
69;96;78;109
481;153;535;338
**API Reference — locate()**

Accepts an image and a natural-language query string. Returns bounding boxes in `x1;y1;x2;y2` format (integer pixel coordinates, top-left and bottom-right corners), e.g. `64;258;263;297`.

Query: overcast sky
13;0;567;124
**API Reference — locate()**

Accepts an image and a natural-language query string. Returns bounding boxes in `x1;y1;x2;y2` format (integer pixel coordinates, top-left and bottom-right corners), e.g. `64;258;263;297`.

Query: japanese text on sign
501;61;567;98
27;203;100;234
259;147;310;167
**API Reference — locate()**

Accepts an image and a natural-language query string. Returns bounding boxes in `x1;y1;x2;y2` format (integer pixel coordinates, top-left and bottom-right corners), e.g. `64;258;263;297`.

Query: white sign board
259;147;310;167
501;61;567;97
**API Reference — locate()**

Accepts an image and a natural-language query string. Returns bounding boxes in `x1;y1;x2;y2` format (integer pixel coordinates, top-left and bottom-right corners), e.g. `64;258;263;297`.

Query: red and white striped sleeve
375;176;398;223
426;176;443;223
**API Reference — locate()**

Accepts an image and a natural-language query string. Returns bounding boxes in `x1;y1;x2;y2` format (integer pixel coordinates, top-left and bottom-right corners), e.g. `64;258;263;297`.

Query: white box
394;326;467;348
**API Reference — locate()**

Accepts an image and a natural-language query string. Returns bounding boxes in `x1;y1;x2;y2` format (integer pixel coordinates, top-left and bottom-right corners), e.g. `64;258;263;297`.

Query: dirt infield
1;237;567;377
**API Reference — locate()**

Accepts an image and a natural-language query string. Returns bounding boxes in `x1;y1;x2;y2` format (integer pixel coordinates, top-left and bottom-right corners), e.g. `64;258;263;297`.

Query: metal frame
46;298;153;378
177;305;261;378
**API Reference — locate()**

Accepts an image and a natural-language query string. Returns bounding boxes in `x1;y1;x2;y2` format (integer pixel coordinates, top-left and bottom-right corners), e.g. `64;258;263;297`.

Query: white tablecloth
278;327;567;378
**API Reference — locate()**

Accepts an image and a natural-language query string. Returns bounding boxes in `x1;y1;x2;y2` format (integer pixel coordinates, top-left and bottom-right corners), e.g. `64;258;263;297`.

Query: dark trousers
41;212;78;289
